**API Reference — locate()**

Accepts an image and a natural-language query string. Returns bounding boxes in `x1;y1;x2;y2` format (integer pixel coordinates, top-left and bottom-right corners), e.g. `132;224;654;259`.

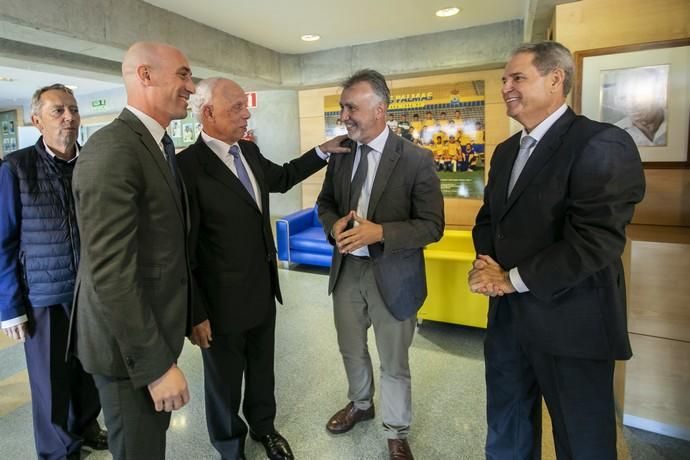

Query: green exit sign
91;99;107;111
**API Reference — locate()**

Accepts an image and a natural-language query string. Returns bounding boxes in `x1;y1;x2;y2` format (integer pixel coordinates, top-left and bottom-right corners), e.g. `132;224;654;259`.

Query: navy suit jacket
473;108;645;360
177;137;327;333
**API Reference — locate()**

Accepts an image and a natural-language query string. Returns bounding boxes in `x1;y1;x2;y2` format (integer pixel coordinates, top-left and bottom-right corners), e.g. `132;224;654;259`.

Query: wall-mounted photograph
324;80;486;198
575;39;690;167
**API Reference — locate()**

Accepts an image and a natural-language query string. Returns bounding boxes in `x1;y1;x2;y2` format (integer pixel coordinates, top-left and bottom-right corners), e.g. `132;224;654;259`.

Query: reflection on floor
1;267;688;459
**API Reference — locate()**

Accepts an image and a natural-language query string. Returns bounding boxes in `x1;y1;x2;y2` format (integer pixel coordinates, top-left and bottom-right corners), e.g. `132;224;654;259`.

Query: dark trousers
24;304;101;460
484;299;617;460
202;311;277;460
92;374;171;460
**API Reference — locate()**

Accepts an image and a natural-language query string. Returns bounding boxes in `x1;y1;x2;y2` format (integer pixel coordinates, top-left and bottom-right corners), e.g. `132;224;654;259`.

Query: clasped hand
332;211;383;254
468;254;515;297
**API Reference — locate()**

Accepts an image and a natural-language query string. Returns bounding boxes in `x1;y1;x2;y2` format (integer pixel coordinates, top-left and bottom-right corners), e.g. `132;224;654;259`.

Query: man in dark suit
177;77;348;460
469;41;645;459
71;41;195;459
317;69;444;460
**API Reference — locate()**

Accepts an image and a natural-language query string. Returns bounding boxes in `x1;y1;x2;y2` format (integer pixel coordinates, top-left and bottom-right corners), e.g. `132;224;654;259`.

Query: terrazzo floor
0;266;688;459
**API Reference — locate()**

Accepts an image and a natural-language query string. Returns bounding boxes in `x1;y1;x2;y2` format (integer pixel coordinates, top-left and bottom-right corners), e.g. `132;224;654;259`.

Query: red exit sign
246;92;257;108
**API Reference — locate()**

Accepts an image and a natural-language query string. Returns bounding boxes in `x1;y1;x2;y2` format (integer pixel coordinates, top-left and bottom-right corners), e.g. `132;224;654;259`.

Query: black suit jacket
71;109;190;388
473;108;645;360
317;130;444;321
177;137;327;333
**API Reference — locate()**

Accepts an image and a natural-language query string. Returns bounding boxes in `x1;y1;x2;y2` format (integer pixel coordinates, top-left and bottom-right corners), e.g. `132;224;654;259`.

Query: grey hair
31;84;75;116
511;41;574;96
188;77;222;122
342;69;390;107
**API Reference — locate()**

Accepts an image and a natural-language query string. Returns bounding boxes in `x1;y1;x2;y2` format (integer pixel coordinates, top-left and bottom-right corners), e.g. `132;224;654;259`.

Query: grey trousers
332;256;417;439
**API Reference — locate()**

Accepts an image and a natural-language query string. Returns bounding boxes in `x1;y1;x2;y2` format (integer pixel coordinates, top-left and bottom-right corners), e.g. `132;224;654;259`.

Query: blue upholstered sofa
276;207;332;267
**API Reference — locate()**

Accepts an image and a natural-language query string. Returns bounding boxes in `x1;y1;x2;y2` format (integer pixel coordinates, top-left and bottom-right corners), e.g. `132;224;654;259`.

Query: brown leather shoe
388;439;414;460
326;401;375;434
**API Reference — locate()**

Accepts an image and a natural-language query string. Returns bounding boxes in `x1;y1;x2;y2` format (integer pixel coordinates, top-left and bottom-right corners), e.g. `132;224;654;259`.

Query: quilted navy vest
4;138;80;308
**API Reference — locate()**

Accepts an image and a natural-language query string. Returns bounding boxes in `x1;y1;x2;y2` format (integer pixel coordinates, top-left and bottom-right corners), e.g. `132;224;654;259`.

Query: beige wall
298;69;512;228
555;0;690;437
555;0;690;227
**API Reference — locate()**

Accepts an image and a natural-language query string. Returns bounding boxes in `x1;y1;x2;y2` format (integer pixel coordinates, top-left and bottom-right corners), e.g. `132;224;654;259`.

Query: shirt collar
200;131;239;157
43;139;79;163
521;103;568;144
126;105;167;146
358;126;390;153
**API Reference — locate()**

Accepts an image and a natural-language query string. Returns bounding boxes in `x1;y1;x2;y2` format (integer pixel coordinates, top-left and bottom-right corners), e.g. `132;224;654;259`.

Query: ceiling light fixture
0;76;14;82
301;34;320;42
436;7;460;17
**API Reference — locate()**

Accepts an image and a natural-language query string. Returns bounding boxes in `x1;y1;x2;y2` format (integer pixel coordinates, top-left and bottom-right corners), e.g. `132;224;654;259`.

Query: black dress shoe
250;431;294;460
81;426;108;451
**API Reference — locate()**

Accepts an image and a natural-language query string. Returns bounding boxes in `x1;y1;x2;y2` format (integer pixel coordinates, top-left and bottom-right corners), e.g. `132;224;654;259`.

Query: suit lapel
367;130;401;218
341;140;357;212
196;138;261;213
239;141;266;213
499;109;577;221
491;133;521;219
118;109;185;222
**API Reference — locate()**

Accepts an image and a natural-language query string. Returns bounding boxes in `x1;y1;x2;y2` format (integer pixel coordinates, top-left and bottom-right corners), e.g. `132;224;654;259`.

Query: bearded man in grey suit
70;41;195;460
317;69;444;460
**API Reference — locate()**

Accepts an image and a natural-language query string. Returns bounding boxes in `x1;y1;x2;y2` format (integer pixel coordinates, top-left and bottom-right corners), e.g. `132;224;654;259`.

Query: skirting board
624;413;690;441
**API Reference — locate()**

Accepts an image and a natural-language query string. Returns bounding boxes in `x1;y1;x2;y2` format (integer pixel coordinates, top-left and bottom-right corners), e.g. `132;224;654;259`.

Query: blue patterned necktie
508;135;536;196
228;144;257;202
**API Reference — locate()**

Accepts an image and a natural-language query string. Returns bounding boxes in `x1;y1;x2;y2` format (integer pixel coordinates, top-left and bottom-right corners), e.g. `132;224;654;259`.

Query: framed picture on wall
573;38;690;168
323;80;487;199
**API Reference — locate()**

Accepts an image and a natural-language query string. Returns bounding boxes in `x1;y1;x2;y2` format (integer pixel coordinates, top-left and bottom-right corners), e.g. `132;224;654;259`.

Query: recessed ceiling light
301;34;320;42
66;85;78;90
0;76;14;82
436;7;460;17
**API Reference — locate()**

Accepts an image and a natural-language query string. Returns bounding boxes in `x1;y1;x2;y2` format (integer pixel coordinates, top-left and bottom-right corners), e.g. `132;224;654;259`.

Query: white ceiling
0;64;122;111
144;0;528;54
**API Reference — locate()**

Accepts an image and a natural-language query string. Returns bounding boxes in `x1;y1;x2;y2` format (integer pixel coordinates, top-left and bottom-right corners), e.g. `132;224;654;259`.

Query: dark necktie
229;144;257;203
349;144;371;211
508;135;536;196
162;133;178;181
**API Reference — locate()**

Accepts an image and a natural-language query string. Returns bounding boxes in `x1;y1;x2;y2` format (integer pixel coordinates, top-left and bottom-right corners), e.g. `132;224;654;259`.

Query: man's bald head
122;41;194;128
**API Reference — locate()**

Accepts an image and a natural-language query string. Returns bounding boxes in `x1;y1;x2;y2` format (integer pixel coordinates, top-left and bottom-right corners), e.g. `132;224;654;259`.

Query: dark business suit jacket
177;137;327;333
473;108;645;360
71;108;190;389
317;130;445;321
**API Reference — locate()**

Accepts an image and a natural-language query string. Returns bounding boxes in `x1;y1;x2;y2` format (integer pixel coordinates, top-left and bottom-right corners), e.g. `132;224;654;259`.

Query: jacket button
180;277;186;284
497;232;504;240
125;356;134;368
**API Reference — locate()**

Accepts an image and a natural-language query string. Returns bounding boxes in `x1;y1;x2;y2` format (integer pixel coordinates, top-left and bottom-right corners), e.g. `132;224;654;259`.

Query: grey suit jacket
70;109;190;388
317;129;444;320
